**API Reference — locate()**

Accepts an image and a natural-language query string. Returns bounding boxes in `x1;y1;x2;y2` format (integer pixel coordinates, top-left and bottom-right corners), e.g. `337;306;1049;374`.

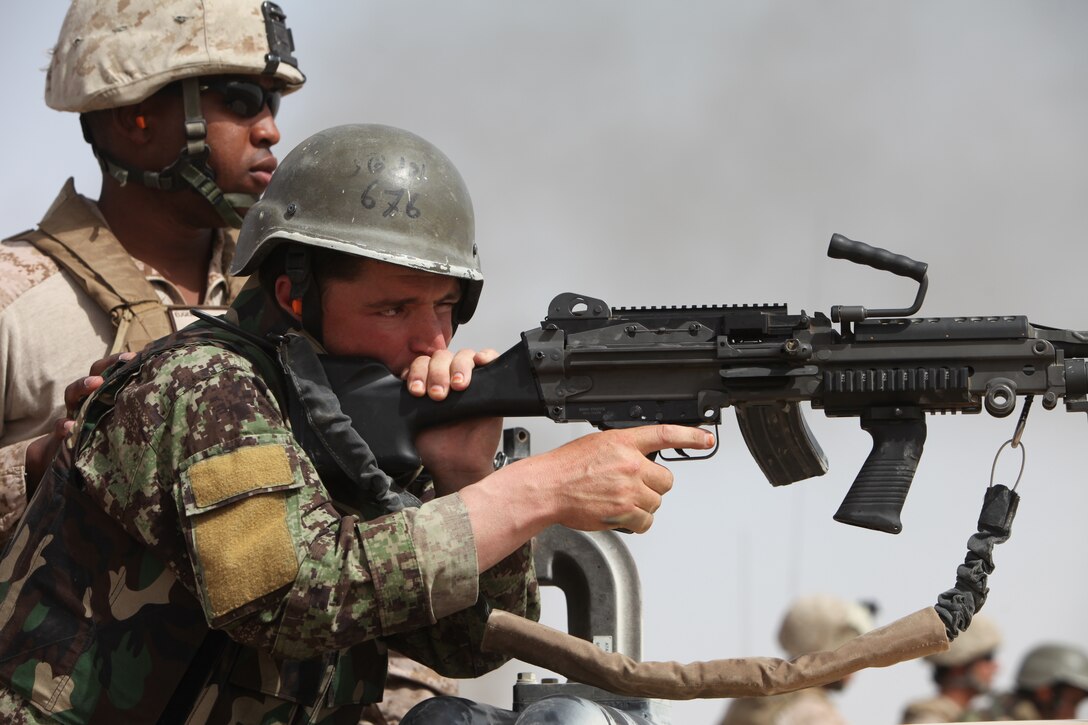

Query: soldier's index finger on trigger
631;424;715;454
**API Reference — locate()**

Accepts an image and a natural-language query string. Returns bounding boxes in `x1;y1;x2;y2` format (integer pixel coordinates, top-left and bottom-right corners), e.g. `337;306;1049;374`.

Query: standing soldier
719;594;875;725
0;0;302;535
900;614;1001;723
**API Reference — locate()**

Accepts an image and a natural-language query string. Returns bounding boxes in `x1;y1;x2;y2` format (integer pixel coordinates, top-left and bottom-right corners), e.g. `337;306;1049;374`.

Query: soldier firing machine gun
323;233;1088;535
182;234;1051;712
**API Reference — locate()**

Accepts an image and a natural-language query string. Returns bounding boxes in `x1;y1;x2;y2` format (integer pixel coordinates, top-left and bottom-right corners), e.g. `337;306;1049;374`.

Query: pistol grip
833;408;927;534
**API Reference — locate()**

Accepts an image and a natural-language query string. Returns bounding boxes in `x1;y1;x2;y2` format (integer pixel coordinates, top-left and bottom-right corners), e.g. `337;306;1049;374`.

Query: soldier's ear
274;274;303;320
112;103;155;144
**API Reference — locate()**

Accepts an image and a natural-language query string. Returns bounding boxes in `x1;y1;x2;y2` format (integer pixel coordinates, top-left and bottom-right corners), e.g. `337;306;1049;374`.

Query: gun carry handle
834;407;927;534
828;233;928;282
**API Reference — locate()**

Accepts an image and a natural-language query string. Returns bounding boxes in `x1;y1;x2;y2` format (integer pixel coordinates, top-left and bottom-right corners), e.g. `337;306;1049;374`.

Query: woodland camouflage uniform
0;284;538;723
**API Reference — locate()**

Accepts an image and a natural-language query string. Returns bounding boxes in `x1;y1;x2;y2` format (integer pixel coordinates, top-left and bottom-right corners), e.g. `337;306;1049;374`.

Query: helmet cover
778;594;875;658
46;0;305;112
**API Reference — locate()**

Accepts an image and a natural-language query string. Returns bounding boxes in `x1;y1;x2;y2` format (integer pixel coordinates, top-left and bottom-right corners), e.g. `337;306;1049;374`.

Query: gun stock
322;341;547;476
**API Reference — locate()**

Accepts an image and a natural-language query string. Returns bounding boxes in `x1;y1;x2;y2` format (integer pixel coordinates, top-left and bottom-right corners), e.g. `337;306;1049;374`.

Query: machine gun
321;233;1088;535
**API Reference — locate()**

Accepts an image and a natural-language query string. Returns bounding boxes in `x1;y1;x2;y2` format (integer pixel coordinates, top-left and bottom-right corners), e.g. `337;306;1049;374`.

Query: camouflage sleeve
78;343;514;665
383;541;540;678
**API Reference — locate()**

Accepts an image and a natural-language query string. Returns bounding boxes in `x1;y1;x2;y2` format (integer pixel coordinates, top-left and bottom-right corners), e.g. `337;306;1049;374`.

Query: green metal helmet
777;594;874;658
926;614;1001;668
233;123;483;323
1016;643;1088;692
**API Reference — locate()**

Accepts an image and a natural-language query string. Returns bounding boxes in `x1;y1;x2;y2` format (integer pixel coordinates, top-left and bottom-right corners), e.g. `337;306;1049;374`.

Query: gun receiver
321;234;1088;535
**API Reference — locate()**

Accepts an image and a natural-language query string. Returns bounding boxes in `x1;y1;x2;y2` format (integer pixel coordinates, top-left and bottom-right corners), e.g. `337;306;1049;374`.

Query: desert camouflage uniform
719;688;848;725
0;287;538;723
900;694;969;723
0;179;241;539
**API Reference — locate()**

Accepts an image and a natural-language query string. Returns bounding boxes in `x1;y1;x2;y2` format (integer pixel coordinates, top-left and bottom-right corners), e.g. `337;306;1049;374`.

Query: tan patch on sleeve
189;444;294;508
195;492;298;618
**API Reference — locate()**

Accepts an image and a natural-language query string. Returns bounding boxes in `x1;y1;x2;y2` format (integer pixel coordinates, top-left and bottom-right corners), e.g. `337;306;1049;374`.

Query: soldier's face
201;76;283;198
968;655;998;690
139;75;282;200
318;259;461;375
1051;685;1087;719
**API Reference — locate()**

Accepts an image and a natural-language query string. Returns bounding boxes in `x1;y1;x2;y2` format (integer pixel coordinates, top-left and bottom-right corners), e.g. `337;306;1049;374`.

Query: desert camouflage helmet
46;0;305;227
46;0;304;111
233;123;483;323
1016;643;1088;692
777;594;874;658
926;614;1001;668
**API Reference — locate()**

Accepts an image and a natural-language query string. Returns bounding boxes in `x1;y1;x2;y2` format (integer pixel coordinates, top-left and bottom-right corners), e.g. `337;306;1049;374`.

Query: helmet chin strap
81;78;254;228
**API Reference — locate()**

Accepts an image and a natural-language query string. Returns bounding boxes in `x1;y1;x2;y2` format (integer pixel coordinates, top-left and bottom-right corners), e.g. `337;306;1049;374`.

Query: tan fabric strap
24;228;171;353
481;606;950;700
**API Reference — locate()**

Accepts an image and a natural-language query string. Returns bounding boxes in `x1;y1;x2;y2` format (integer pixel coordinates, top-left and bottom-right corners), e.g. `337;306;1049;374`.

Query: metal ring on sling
989;439;1025;492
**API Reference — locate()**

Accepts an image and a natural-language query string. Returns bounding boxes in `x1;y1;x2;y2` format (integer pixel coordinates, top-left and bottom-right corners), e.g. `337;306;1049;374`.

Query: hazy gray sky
4;3;1087;722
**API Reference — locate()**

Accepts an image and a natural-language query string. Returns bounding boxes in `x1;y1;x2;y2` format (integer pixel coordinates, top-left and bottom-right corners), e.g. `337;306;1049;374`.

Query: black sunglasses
200;79;282;119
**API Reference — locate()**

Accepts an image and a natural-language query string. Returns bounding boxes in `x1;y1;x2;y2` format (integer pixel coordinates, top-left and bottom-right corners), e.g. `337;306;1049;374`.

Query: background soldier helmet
925;614;1001;667
1015;643;1088;691
233;122;484;324
46;0;305;226
777;594;875;657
